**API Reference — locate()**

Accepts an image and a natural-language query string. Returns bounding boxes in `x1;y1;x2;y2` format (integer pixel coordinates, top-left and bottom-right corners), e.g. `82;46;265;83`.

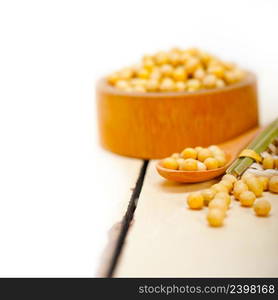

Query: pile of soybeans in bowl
161;145;227;171
106;47;246;93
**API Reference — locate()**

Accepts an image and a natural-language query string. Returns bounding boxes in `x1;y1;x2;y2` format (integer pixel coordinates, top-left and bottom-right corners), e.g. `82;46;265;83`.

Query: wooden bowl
96;72;259;159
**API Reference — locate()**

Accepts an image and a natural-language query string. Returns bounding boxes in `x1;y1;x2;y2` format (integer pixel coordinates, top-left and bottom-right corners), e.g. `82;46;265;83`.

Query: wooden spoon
156;127;260;183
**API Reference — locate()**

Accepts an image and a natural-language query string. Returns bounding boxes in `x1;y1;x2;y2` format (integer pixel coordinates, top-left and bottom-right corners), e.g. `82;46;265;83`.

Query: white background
0;0;277;276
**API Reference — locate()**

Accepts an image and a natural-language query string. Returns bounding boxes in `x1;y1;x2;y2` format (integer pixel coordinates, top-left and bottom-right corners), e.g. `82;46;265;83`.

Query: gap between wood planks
104;160;149;278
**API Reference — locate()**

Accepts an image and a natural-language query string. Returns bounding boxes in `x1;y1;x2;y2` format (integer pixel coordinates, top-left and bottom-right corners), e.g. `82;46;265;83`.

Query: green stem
226;118;278;177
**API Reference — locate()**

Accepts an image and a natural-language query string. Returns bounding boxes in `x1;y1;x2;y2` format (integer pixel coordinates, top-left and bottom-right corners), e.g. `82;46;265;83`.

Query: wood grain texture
114;160;278;277
95;155;142;277
97;73;259;159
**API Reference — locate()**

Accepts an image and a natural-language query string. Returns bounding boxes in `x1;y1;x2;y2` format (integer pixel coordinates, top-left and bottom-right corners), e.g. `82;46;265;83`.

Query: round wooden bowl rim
97;71;256;98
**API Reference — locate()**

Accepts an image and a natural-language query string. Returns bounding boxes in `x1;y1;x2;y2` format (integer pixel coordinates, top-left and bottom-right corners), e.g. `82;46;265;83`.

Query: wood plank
114;160;278;277
96;153;143;277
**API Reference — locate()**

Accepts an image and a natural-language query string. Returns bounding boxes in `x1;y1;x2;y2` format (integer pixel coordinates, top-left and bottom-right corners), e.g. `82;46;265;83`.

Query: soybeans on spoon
156;127;260;183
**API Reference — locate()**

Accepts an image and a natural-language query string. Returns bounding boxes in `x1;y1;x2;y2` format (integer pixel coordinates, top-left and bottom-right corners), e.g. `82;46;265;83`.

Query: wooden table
98;148;278;278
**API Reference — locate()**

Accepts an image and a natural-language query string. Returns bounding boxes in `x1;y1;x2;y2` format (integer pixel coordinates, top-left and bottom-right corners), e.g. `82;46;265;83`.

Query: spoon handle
220;127;260;157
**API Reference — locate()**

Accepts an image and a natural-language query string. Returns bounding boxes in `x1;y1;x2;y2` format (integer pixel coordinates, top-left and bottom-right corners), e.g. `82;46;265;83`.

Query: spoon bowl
156;127;260;183
157;153;232;183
